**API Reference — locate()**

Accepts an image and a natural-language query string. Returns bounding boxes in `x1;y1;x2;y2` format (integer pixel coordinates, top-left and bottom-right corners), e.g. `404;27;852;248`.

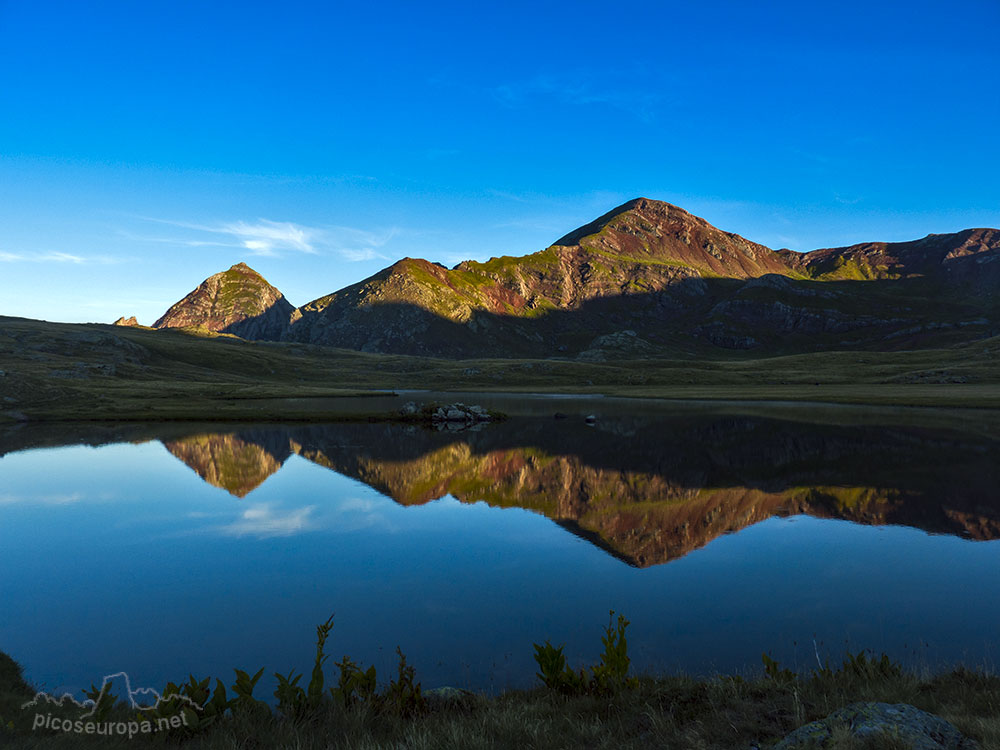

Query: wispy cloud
221;220;317;256
0;250;124;264
129;217;396;262
340;248;382;262
0;492;85;505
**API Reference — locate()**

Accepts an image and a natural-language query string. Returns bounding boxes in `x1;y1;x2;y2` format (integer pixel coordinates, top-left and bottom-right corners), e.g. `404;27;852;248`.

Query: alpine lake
2;393;999;703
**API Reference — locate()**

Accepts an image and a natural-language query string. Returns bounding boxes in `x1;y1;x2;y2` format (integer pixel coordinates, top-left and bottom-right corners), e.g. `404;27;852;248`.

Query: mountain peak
549;196;787;280
154;263;294;340
223;261;262;276
553;197;699;247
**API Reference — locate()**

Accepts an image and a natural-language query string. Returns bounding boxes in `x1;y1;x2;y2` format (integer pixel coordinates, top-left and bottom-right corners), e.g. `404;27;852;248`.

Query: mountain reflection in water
155;415;1000;567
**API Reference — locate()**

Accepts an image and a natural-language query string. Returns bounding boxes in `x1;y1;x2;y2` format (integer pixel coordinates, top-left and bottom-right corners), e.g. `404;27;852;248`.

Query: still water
1;399;999;701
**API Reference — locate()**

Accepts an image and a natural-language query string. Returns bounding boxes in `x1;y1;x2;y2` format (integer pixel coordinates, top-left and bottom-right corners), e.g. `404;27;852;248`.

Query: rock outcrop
774;702;978;749
399;401;495;430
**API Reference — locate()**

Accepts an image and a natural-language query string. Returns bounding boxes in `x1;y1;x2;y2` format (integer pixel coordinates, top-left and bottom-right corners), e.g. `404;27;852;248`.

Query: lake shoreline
3;317;1000;425
6;386;1000;426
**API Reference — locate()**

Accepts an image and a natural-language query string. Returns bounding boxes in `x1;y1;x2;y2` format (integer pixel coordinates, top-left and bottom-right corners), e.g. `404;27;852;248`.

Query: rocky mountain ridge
139;199;999;357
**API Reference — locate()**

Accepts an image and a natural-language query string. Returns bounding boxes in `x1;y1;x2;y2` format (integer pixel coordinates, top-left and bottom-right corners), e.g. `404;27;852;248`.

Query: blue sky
1;0;998;324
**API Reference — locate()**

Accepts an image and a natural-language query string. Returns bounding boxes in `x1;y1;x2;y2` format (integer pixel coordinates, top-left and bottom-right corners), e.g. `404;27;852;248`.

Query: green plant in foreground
230;667;268;716
533;610;634;694
533;640;587;694
308;614;335;710
384;646;425;716
274;669;306;718
331;654;377;709
591;610;638;691
273;612;336;718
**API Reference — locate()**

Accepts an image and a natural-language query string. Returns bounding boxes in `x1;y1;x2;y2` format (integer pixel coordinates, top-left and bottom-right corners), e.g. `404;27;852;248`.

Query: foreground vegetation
1;316;1000;423
3;614;998;749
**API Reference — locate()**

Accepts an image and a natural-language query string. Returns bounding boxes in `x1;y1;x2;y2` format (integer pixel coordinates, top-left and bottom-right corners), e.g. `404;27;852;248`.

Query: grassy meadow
1;315;999;423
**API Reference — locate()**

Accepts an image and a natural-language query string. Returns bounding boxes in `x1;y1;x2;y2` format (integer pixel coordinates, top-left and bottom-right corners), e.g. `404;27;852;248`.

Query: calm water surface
1;399;998;701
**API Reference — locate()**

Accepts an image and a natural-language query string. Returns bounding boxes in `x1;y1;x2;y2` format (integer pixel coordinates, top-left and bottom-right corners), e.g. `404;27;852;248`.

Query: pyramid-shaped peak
153;262;294;339
553;197;699;247
225;261;260;274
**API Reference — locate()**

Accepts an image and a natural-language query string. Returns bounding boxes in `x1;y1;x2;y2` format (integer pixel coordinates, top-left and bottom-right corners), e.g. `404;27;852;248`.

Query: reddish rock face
153;262;295;340
112;316;139;327
552;197;792;279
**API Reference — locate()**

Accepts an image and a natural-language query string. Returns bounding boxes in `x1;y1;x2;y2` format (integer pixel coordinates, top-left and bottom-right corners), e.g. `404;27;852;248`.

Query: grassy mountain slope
285;199;998;357
144;199;998;358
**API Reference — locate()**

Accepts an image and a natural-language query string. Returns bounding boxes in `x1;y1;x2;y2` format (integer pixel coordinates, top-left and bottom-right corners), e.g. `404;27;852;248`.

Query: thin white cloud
44;252;86;263
131;217;397;262
116;229;239;249
340;248;382;262
0;250;117;264
221;219;317;256
0;492;85;505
